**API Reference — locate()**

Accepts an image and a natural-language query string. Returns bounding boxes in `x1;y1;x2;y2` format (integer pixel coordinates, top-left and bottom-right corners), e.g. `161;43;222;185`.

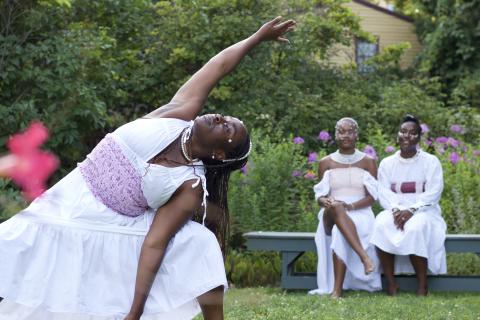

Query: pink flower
420;123;429;133
304;170;316;180
435;136;448;144
6;122;59;200
437;146;445;154
384;146;395;153
473;150;480;157
292;170;302;177
363;145;378;160
307;152;318;163
293;136;305;144
449;152;460;165
450;124;463;133
317;130;331;142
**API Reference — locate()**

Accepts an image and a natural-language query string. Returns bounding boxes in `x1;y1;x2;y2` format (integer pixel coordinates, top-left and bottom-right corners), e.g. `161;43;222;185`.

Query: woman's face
397;122;420;151
335;120;358;150
193;113;248;159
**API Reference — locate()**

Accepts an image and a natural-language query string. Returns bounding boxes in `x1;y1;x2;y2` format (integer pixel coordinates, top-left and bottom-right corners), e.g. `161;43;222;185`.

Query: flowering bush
230;124;479;236
227;124;479;286
0;122;58;218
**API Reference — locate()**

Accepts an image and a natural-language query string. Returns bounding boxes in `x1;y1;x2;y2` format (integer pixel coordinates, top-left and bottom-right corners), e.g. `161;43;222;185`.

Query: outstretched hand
255;16;296;43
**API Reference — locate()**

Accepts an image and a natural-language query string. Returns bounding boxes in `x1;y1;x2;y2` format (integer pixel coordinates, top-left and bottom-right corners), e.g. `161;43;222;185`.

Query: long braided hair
195;132;251;254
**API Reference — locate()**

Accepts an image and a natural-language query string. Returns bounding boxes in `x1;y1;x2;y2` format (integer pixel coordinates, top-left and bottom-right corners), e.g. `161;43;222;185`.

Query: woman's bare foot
416;287;428;296
330;290;342;299
361;256;375;275
387;283;399;296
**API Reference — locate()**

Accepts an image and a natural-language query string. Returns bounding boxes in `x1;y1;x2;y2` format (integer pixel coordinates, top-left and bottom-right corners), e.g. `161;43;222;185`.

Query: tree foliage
0;0;478;217
390;0;480;107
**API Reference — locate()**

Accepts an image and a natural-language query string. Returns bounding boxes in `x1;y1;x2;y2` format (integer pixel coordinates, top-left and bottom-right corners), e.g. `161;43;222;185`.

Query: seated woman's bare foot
387;283;399;296
330;290;342;299
416;287;428;296
361;256;375;275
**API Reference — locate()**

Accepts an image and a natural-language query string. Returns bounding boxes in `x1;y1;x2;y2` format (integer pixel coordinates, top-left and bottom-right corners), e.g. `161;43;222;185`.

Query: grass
196;287;480;320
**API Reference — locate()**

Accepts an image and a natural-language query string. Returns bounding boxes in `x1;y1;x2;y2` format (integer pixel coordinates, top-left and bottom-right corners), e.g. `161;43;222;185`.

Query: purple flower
292;170;302;177
307;152;318;163
293;136;305;144
473;150;480;157
240;164;248;175
447;137;460;148
449;152;460;165
420;123;429;133
435;136;448;144
304;171;316;180
384;146;395;153
363;145;378;160
424;138;433;146
437;146;445;154
450;124;463;133
318;130;331;142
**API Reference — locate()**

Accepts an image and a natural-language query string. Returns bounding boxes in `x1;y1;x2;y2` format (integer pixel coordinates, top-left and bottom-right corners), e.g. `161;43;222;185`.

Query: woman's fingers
277;37;290;43
274;19;295;30
393;212;402;229
269;16;283;25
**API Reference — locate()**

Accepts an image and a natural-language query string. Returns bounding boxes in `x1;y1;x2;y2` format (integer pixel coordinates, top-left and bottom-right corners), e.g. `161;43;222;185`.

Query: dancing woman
0;17;295;320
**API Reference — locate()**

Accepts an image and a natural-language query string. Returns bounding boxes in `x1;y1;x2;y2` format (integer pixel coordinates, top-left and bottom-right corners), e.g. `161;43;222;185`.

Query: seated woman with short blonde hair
309;118;381;298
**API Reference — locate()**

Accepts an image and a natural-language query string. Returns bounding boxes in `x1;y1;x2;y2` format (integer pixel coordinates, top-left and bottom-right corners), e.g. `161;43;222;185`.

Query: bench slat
244;232;480;253
244;231;480;291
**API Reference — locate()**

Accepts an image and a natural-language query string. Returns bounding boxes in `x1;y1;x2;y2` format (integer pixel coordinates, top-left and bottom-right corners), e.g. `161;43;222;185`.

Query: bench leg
281;251;303;288
281;251;317;289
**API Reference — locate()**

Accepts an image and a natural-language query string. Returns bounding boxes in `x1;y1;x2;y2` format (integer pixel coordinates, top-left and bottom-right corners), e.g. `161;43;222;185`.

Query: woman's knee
405;214;429;233
374;210;394;228
329;202;346;220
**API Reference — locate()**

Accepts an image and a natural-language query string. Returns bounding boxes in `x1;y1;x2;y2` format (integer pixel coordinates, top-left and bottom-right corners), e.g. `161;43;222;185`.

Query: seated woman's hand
393;209;413;230
319;197;334;208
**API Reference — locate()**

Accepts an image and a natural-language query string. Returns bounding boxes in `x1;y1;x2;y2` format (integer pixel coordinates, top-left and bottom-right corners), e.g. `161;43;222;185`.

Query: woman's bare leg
331;252;347;298
409;255;428;296
376;248;398;295
197;286;224;320
324;204;374;274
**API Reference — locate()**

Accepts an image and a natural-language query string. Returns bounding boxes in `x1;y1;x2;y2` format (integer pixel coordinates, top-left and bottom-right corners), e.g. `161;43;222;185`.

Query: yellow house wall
329;1;422;69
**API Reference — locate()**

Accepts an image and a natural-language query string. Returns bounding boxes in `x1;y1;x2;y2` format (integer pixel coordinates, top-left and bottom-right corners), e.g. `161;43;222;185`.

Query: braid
198;133;251;255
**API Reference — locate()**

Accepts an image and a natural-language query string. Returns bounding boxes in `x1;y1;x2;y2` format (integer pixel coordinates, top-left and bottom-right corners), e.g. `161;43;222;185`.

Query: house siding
329;1;422;69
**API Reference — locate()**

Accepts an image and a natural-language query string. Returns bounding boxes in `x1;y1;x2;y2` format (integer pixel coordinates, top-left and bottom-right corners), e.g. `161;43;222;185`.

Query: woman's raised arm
144;16;295;120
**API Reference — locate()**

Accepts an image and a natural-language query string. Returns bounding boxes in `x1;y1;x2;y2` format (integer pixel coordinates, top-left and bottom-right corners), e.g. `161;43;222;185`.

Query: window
355;38;379;73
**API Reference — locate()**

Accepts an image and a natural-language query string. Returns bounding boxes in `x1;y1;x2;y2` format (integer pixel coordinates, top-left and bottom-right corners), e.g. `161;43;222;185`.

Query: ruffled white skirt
370;209;447;274
0;169;227;320
308;196;382;295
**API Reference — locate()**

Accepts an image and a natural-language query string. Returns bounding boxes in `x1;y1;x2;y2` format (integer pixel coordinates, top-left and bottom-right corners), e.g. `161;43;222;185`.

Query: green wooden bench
244;231;480;292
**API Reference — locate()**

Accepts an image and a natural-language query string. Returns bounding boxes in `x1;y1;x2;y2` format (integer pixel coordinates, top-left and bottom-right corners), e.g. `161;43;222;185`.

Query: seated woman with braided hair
371;115;447;296
0;17;295;320
309;117;381;298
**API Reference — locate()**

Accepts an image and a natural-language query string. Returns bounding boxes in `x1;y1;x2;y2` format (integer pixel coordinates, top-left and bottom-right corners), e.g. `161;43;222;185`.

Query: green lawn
197;287;480;320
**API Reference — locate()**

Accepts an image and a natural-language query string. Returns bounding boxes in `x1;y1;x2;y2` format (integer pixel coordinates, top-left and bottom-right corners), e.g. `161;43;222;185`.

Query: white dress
0;118;227;320
308;167;381;295
370;150;447;274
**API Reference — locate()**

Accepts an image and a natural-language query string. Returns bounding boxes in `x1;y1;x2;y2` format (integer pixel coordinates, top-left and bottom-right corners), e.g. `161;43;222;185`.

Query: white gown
308;167;381;295
371;150;447;274
0;118;227;320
